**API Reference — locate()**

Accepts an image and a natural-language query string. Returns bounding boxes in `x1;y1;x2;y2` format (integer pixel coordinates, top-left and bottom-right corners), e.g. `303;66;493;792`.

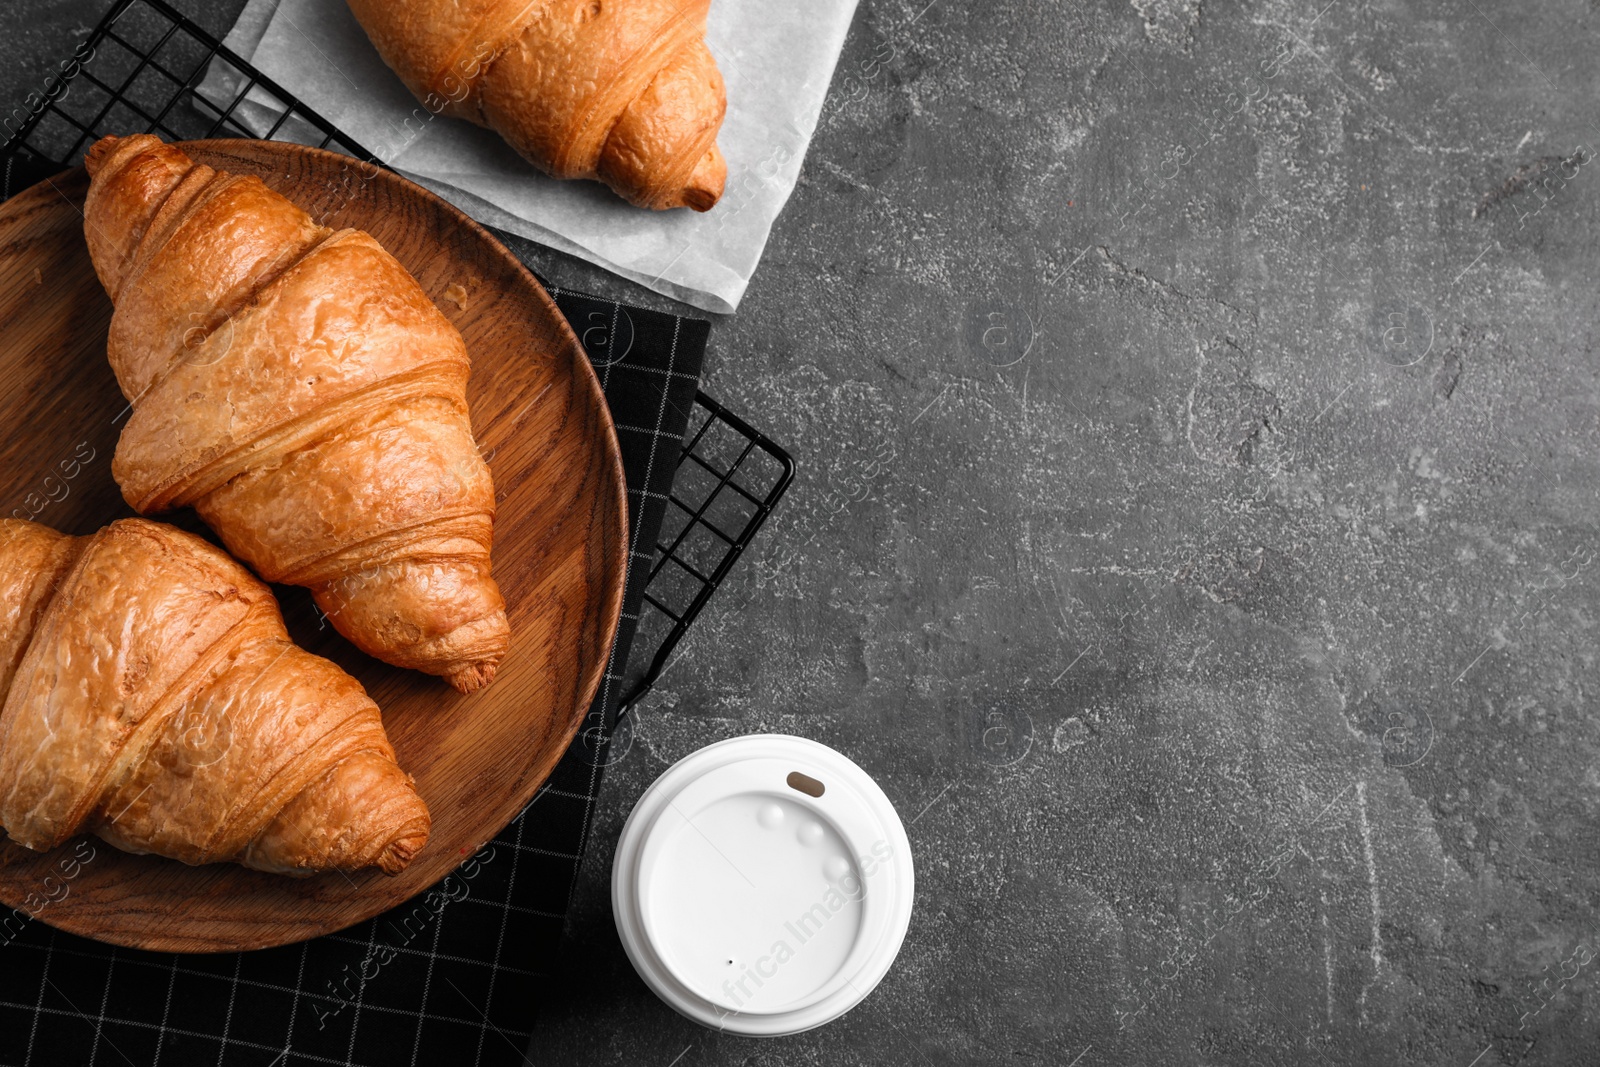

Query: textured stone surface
7;1;1600;1064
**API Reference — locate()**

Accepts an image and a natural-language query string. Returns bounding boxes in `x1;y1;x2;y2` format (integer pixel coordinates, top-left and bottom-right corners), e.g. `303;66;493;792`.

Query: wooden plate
0;140;628;952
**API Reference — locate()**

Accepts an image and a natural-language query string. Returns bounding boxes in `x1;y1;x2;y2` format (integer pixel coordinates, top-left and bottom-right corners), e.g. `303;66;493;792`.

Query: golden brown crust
0;518;431;876
345;0;728;211
0;522;82;704
83;134;509;692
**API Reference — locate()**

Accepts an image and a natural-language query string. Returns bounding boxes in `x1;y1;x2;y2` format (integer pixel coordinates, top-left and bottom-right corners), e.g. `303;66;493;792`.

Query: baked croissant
0;518;431;876
82;133;509;693
345;0;728;211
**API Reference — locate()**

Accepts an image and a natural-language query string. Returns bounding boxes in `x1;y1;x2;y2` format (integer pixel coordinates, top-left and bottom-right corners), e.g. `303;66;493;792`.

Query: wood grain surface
0;140;628;952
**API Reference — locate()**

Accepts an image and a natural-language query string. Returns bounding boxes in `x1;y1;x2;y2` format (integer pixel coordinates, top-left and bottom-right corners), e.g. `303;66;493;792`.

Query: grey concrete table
7;1;1600;1065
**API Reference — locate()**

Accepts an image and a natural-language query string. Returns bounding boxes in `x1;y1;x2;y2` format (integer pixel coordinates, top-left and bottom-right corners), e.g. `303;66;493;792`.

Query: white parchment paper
209;0;859;313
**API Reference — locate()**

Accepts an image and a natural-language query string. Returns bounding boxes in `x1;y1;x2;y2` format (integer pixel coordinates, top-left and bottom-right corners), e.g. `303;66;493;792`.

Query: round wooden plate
0;140;628;952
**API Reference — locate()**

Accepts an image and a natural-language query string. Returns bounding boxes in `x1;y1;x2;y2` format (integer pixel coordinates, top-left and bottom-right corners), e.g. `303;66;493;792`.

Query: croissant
0;518;431;876
82;133;509;693
345;0;728;211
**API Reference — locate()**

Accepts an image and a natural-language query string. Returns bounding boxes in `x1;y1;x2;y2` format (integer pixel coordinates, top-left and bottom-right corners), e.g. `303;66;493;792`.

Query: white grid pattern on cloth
471;807;521;1065
281;942;309;1059
215;952;241;1066
89;945;115;1067
23;932;48;1063
151;955;177;1064
4;938;518;1020
407;878;446;1067
340;917;379;1062
1;1003;364;1067
4;929;541;1066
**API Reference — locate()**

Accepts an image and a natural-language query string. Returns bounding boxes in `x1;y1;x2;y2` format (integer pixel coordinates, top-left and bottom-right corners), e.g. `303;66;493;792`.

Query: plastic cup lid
611;734;914;1037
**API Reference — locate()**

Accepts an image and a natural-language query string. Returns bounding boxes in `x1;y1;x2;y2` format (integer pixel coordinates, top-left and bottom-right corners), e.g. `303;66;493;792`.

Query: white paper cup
612;734;914;1036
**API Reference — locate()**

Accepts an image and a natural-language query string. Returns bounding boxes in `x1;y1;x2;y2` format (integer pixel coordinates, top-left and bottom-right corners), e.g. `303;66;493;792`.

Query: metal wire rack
617;392;794;721
0;0;795;735
2;0;369;170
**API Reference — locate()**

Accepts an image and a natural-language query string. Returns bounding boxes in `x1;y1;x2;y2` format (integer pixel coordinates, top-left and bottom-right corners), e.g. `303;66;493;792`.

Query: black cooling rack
1;0;367;170
0;2;794;1064
619;391;794;719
